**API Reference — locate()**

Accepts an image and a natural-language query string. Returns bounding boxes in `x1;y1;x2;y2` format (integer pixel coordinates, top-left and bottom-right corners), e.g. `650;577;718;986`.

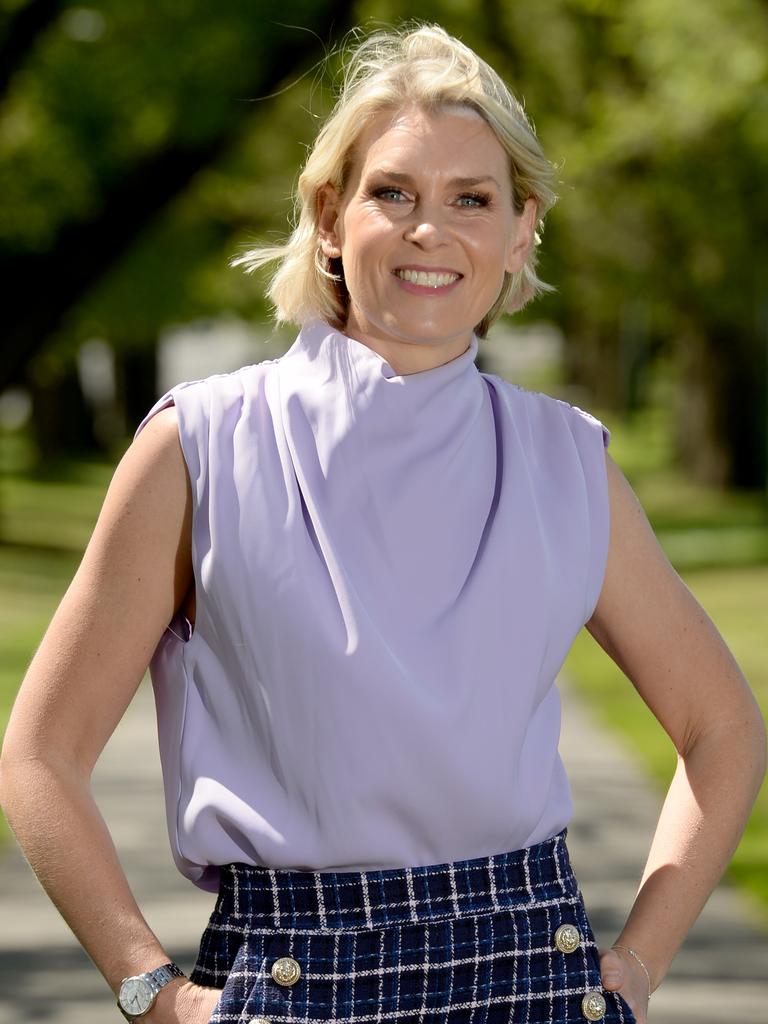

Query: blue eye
457;192;490;207
373;187;407;201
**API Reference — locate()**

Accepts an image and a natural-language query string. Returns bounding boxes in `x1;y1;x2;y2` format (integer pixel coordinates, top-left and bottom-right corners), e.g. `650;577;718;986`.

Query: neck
340;322;475;377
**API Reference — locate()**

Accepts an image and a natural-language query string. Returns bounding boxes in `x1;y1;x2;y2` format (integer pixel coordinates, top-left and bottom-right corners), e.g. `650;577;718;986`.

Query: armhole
580;413;612;626
134;390;200;646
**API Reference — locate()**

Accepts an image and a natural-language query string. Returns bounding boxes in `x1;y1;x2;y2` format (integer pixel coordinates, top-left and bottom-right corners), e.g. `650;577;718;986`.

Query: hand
146;978;222;1024
599;947;650;1024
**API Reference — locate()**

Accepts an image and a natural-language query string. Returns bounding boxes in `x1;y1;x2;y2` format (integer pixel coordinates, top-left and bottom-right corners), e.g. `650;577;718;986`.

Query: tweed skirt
190;829;637;1024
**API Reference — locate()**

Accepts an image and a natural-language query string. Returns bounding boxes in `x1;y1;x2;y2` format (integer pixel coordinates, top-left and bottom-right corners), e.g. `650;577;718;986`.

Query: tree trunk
116;346;159;443
24;357;98;464
0;1;356;395
673;321;766;490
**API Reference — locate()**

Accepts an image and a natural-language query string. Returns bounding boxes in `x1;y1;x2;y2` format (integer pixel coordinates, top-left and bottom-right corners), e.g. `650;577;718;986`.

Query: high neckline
342;325;479;381
288;319;480;387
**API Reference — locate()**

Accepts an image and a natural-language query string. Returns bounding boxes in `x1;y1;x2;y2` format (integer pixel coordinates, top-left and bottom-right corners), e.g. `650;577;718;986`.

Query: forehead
350;103;509;180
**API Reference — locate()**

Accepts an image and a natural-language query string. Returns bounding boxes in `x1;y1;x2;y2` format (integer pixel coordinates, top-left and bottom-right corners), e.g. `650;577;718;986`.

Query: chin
384;312;469;334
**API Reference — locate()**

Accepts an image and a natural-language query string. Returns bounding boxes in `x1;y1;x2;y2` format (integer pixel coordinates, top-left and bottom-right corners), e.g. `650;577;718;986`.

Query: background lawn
563;565;768;918
1;412;767;920
562;401;768;920
0;438;114;842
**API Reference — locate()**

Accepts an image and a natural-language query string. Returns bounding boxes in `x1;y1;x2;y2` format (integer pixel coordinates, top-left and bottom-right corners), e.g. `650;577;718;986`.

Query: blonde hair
231;22;559;338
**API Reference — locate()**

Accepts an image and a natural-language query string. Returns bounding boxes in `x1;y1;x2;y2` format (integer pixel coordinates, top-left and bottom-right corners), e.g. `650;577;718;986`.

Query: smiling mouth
393;269;462;288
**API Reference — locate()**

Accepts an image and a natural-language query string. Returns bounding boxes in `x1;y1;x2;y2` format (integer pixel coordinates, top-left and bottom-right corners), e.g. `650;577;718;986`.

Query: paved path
0;678;765;1024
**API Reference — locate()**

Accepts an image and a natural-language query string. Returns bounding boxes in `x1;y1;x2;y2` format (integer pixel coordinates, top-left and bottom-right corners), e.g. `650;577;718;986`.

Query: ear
317;183;343;259
504;197;538;275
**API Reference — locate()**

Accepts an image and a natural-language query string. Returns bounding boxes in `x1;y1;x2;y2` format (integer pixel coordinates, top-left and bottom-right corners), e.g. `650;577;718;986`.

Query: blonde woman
1;21;764;1024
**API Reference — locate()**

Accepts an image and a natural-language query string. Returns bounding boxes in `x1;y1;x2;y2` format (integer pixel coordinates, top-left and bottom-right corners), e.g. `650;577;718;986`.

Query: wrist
109;944;176;996
116;962;186;1021
611;943;654;1000
148;979;220;1024
143;977;188;1024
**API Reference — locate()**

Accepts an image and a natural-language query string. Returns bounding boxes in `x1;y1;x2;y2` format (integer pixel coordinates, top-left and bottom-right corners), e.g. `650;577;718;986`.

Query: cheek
340;205;390;246
465;231;507;277
480;231;516;280
340;219;395;283
463;220;505;254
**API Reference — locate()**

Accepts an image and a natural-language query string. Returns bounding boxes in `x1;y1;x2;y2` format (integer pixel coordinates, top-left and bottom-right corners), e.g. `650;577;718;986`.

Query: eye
371;186;409;202
457;192;491;208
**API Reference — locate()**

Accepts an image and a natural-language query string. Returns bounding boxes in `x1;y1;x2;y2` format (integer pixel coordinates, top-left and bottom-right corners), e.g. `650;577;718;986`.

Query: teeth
395;269;460;287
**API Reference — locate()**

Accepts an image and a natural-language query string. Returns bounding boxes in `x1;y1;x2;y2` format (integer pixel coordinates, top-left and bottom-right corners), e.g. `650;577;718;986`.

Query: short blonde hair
231;21;559;338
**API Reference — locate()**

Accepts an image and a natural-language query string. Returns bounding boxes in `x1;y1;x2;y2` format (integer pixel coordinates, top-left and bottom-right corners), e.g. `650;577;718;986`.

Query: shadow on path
0;678;765;1024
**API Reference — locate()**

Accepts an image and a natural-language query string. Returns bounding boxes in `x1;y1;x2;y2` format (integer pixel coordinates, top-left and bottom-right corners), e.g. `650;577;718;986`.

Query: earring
316;244;343;281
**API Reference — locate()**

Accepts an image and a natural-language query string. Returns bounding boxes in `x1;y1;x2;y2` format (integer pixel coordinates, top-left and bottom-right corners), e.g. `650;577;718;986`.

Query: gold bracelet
611;944;652;1001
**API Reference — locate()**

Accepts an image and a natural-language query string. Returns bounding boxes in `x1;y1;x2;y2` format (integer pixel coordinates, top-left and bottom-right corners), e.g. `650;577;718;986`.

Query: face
317;103;537;372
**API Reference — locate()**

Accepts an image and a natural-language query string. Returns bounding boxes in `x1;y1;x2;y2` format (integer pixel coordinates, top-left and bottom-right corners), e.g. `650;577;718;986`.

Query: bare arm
0;407;218;1023
586;452;766;1021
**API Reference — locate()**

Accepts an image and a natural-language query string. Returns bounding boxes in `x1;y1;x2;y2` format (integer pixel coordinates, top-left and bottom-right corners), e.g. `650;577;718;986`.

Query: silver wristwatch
117;962;185;1021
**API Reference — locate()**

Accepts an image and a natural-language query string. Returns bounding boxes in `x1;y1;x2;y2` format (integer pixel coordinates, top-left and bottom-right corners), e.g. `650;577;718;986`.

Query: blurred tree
476;0;768;489
0;0;64;98
2;0;767;488
346;0;768;488
0;0;354;453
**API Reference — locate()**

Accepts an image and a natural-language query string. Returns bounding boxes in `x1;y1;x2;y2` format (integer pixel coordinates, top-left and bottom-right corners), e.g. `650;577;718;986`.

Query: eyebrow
365;170;502;190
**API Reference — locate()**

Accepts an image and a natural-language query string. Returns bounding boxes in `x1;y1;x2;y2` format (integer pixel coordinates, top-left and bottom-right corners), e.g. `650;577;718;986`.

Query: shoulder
480;371;611;448
172;358;278;405
123;403;191;507
178;356;281;408
134;356;280;442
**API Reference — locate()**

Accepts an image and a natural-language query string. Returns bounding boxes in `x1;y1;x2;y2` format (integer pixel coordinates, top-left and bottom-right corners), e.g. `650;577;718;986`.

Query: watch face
119;977;154;1017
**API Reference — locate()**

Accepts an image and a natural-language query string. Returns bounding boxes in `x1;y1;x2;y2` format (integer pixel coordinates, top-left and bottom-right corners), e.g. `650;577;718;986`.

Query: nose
402;203;449;248
403;223;445;248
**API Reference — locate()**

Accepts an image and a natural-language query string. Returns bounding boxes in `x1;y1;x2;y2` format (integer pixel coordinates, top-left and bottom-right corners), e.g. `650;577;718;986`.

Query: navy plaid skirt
191;829;637;1024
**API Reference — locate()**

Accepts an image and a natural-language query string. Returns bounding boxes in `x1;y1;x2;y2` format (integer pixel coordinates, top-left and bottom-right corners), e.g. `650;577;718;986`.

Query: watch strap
149;962;185;989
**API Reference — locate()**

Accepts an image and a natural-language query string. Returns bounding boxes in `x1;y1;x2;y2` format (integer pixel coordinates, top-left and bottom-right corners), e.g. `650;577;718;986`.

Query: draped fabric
135;319;611;892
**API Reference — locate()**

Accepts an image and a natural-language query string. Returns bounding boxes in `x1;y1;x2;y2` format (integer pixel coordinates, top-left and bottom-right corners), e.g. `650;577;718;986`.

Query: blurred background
1;0;767;1019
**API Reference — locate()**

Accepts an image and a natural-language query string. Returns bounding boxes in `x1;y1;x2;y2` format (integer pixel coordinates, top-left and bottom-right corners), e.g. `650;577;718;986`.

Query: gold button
553;923;581;954
271;957;301;986
581;991;607;1021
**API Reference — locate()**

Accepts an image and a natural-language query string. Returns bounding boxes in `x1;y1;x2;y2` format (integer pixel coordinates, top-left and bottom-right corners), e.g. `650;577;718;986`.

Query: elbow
0;742;22;823
0;728;18;809
722;700;767;802
682;693;767;800
743;687;768;786
0;733;80;822
0;733;32;821
753;709;768;790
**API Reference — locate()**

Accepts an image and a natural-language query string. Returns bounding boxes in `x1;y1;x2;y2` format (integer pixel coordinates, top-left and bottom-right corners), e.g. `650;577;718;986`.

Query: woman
1;21;764;1024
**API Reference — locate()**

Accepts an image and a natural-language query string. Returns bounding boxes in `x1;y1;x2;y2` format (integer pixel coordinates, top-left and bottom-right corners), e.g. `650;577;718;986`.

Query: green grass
563;565;768;920
684;568;768;908
1;410;767;919
0;546;84;737
0;440;115;841
0;454;113;703
562;400;768;921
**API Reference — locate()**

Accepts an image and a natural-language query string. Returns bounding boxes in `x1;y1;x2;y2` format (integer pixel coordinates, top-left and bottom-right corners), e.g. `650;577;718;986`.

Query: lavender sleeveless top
134;319;611;892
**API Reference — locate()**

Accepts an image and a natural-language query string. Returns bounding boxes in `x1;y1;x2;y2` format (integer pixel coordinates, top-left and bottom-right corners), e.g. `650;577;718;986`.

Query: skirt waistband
213;829;578;931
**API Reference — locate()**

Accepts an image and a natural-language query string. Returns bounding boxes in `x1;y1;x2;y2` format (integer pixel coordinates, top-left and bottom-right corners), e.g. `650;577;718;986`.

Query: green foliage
74;68;332;346
336;2;768;485
2;2;304;247
2;0;767;482
563;389;768;918
0;0;346;356
2;431;765;913
564;565;768;920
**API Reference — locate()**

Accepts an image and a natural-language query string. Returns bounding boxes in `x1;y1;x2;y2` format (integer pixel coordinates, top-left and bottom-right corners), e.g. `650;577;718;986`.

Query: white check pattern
191;831;637;1024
